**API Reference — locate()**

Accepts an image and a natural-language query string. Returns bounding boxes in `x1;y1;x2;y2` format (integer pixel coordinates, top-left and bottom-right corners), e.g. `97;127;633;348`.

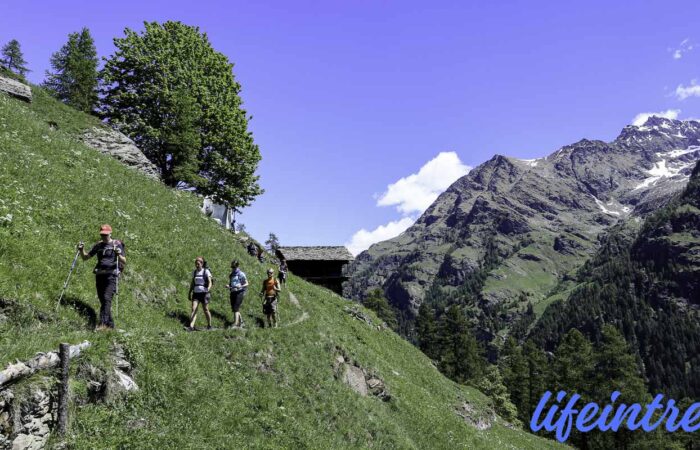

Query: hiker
247;241;257;257
256;245;264;263
278;259;288;288
260;268;281;328
227;260;248;328
187;257;213;331
77;224;125;331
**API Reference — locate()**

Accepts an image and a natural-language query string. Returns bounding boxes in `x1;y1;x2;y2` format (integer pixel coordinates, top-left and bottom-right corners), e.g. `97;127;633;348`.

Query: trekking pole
57;244;82;310
114;244;120;325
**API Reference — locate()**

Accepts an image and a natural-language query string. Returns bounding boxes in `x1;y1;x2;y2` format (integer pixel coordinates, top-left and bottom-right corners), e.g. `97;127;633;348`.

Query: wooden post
57;343;69;435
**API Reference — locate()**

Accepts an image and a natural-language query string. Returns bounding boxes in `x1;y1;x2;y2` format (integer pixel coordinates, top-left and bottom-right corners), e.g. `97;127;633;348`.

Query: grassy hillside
0;88;563;449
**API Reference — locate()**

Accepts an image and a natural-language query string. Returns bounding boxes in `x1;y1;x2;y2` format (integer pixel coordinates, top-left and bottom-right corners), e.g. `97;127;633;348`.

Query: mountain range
345;117;700;341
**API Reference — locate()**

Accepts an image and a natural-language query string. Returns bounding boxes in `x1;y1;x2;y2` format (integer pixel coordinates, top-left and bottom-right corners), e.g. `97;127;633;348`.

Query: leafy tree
363;289;398;330
1;39;29;76
101;21;263;208
43;28;99;113
265;233;280;253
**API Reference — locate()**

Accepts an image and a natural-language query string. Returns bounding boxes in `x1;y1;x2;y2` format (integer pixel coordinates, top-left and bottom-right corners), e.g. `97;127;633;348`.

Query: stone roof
277;246;354;261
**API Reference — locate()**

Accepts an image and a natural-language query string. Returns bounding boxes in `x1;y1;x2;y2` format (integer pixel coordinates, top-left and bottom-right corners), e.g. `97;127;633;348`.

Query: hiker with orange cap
186;257;213;331
77;224;126;331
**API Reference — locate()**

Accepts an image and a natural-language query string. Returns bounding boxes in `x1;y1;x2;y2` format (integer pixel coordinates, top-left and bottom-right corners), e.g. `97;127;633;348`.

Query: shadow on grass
167;310;190;327
62;295;97;329
210;309;233;328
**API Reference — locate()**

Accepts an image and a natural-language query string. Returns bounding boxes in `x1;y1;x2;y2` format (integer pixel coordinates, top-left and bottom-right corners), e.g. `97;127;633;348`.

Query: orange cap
99;224;112;235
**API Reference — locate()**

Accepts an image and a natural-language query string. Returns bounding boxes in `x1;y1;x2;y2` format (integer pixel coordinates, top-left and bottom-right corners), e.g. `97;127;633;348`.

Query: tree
475;365;522;427
589;325;650;449
551;329;595;449
437;306;485;384
500;337;530;423
44;28;99;113
1;40;29;76
522;341;548;423
416;302;439;360
552;329;594;395
101;21;263;208
265;233;280;253
363;289;398;330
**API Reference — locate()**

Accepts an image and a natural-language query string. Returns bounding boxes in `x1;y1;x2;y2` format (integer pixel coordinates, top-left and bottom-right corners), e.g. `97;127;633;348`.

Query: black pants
96;274;117;328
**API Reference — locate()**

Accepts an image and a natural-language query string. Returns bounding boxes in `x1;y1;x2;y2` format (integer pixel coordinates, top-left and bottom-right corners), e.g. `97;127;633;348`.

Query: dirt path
282;291;308;327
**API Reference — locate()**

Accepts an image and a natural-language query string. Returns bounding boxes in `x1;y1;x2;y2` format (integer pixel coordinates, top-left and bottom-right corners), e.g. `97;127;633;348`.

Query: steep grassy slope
0;89;563;449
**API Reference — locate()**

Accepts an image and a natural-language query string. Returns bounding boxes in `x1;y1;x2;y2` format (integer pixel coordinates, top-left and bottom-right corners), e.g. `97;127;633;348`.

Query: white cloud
376;151;471;214
632;109;681;126
670;38;694;60
346;151;471;255
675;80;700;100
345;217;415;256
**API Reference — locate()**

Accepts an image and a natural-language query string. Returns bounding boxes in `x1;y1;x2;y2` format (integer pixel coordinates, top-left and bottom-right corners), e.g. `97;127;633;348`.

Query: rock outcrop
0;76;31;103
80;127;160;179
333;353;390;401
0;382;55;450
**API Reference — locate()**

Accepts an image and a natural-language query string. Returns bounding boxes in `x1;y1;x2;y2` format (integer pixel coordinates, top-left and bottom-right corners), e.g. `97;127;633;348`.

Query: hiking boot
206;325;213;331
184;326;195;332
94;325;106;332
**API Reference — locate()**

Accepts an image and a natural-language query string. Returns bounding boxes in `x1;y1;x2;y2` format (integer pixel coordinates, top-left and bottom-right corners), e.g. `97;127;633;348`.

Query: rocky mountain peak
615;118;700;152
345;119;700;326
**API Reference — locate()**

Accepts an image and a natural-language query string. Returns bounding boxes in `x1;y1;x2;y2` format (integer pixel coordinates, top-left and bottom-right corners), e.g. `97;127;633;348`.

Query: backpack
193;263;213;290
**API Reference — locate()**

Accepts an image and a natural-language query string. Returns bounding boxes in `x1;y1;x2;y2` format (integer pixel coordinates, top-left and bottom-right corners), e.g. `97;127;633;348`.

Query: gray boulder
80;127;160;179
0;76;31;103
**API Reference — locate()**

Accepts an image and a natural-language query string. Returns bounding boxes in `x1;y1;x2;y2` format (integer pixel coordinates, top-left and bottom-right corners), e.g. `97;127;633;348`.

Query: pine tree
523;341;548;422
44;28;99;113
1;40;29;77
475;365;522;427
363;289;398;330
416;302;439;360
552;328;594;395
437;306;485;383
500;337;529;423
551;329;595;448
590;324;649;449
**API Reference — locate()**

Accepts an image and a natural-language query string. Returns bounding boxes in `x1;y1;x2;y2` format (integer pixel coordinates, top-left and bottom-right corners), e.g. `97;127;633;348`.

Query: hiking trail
283;291;309;327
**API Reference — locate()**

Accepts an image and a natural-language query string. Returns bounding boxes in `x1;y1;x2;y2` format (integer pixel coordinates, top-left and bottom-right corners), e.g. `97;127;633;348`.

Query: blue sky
3;1;700;253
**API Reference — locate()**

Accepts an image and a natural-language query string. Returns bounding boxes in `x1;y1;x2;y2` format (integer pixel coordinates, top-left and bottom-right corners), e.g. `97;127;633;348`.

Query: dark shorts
192;291;210;305
263;297;278;315
279;272;287;281
230;290;245;313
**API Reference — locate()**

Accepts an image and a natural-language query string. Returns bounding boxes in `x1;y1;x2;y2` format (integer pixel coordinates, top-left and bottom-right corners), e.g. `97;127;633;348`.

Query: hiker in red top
260;268;281;328
77;224;125;331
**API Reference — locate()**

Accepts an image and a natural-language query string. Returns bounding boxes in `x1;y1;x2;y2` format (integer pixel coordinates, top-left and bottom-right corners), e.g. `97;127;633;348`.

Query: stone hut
275;246;353;295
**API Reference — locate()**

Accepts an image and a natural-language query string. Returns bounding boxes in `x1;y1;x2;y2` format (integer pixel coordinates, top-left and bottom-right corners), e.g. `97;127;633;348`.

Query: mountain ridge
345;117;700;337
